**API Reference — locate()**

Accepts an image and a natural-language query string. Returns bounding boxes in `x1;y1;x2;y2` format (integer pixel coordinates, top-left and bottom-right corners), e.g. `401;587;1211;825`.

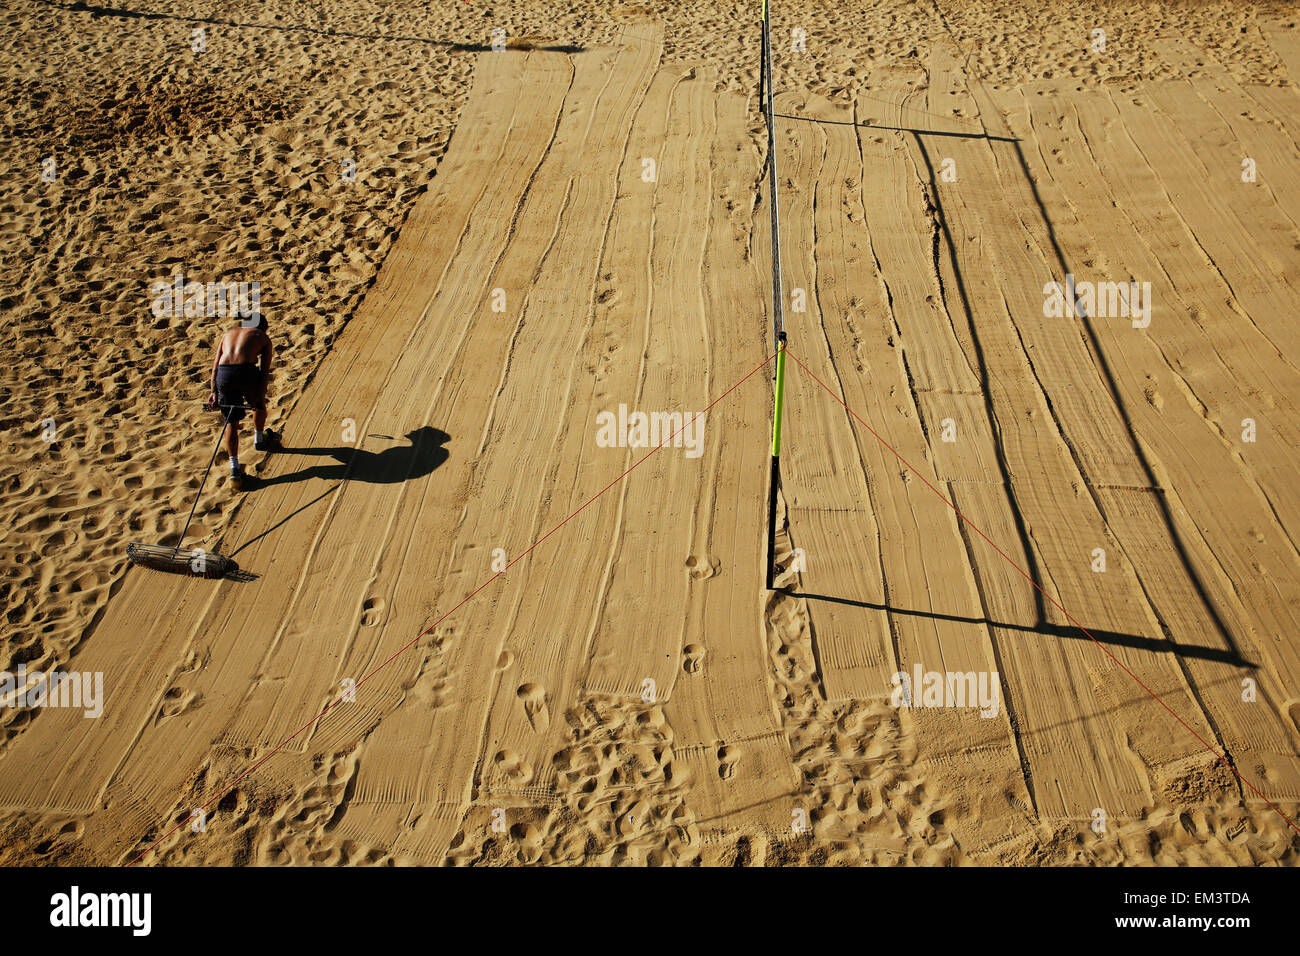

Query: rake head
126;543;234;580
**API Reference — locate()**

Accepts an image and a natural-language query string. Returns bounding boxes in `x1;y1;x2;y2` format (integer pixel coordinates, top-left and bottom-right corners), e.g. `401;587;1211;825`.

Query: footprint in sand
717;743;741;780
494;749;534;785
685;555;721;580
516;682;549;731
682;643;706;675
158;685;200;720
359;597;384;627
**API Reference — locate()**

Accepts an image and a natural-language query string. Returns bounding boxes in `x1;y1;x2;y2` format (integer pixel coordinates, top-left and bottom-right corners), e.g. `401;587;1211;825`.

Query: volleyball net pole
762;0;788;591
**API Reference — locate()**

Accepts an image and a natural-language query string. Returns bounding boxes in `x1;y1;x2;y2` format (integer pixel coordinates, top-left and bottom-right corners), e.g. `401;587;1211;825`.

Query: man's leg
253;383;273;448
215;366;244;476
225;421;241;474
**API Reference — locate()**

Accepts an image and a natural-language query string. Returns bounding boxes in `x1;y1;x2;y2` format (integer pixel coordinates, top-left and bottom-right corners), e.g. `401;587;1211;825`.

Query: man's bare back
215;326;271;367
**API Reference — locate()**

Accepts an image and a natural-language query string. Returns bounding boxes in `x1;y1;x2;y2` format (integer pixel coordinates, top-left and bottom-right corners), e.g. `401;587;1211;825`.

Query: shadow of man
254;426;450;488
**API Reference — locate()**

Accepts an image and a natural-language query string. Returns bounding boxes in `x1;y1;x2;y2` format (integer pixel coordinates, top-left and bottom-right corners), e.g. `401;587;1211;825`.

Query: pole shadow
39;1;586;52
775;112;1019;143
228;484;339;558
798;592;1254;668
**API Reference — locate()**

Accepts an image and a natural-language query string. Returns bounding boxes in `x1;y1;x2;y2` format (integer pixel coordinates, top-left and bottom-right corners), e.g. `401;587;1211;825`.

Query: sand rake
126;402;250;579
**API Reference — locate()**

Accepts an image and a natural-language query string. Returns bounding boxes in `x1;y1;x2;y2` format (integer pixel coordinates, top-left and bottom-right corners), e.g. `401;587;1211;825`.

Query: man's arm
208;334;224;404
258;334;274;402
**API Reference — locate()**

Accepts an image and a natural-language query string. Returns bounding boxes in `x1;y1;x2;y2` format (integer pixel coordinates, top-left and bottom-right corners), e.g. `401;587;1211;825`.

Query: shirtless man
207;316;275;481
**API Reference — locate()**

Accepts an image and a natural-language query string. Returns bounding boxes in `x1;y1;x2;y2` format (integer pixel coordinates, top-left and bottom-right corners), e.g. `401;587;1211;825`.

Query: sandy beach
2;0;1299;865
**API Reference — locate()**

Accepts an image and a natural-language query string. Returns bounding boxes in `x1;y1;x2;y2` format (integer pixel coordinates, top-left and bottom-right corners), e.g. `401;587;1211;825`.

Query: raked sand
2;1;1300;864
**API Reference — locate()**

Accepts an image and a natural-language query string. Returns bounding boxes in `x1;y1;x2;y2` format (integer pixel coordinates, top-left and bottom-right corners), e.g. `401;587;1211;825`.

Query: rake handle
174;404;236;557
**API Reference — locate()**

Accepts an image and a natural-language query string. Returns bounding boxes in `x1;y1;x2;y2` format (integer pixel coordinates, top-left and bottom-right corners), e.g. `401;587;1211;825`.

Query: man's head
240;314;268;333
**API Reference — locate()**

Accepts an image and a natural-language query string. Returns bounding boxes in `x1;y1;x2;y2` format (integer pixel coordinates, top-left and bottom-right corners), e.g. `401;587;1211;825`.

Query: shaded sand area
3;2;1300;865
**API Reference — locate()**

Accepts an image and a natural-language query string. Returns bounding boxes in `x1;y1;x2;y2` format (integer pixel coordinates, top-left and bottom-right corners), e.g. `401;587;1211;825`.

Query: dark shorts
214;363;263;422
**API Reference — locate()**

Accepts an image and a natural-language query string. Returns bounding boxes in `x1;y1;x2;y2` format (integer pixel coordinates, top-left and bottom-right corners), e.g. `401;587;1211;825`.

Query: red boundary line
783;347;1300;838
125;348;780;865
